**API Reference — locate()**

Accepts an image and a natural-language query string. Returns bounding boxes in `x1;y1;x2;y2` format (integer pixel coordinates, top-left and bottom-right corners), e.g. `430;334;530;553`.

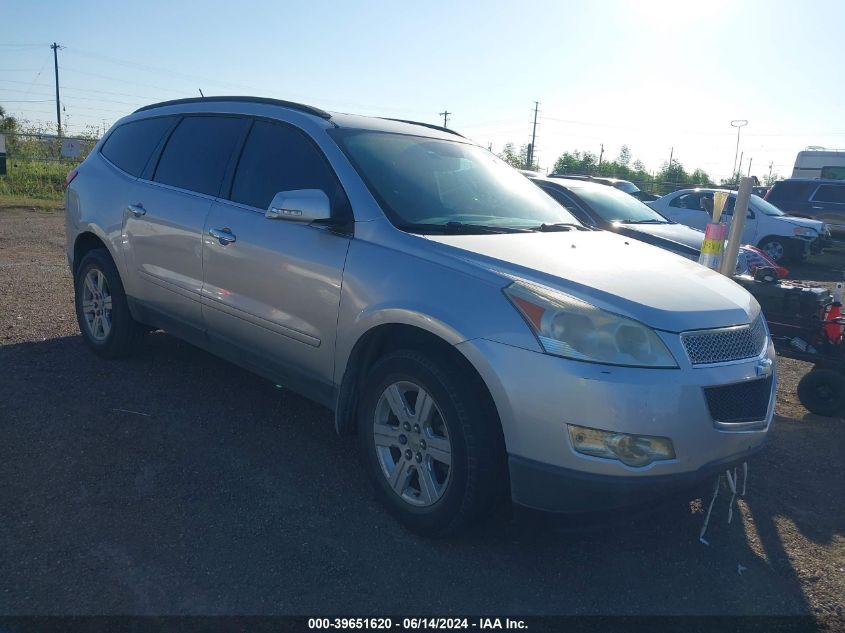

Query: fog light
567;424;675;468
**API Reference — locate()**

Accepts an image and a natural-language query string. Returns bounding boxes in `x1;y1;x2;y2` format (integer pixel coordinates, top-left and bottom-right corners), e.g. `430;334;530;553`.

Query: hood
779;215;825;232
423;231;758;333
618;222;705;250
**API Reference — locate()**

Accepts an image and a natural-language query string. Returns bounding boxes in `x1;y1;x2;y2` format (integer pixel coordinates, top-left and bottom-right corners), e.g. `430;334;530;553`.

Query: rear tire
74;248;143;358
797;369;845;417
357;349;507;537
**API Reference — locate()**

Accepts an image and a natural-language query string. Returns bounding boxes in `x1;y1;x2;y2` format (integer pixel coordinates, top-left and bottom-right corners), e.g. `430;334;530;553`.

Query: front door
200;119;352;405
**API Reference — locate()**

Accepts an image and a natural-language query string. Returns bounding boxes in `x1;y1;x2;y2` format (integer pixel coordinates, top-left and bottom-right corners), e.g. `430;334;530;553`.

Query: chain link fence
0;131;99;201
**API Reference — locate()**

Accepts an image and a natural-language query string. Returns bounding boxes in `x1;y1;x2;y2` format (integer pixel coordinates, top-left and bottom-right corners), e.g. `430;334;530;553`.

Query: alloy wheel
372;380;452;507
761;240;784;262
81;268;113;341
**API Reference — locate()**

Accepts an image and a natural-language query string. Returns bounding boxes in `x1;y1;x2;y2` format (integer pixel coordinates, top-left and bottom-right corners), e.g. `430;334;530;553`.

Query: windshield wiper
620;219;665;224
533;222;590;232
397;221;533;234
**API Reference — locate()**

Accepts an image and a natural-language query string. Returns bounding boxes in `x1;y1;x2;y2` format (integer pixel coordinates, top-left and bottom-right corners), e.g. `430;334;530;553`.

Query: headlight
504;281;677;367
793;226;817;237
568;424;676;467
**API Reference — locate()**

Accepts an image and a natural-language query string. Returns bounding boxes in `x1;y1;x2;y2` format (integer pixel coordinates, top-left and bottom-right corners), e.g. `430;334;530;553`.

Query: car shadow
0;332;834;619
787;240;845;283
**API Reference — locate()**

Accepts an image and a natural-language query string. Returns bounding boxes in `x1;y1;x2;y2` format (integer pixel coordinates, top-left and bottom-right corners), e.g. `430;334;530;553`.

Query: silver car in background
65;97;776;536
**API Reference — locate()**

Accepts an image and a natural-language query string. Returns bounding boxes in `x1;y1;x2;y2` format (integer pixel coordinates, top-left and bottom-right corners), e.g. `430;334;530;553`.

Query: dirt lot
1;207;843;619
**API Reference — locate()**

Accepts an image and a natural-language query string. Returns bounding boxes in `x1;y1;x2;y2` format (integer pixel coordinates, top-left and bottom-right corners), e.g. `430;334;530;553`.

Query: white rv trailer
792;147;845;179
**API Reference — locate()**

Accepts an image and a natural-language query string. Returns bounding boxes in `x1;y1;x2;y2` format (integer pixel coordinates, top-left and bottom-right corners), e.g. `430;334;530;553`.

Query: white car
649;188;827;263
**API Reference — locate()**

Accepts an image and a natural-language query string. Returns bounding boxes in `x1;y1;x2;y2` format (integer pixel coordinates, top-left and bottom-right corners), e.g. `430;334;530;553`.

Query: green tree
617;145;631;167
763;171;780;186
497;143;522;168
689;168;711;185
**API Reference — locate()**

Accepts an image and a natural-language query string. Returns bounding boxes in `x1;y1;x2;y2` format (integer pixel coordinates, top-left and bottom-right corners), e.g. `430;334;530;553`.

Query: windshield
750;194;786;216
567;183;670;223
612;181;640;194
331;130;580;231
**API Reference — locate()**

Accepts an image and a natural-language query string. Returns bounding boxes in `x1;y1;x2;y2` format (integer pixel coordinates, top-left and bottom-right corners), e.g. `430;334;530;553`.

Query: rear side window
820;166;845;180
813;184;845;204
670;193;702;209
100;117;175;177
230;120;339;209
768;181;817;202
154;116;250;196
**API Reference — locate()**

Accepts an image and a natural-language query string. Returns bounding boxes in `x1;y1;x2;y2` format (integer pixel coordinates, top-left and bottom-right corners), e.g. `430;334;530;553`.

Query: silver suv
66;97;776;536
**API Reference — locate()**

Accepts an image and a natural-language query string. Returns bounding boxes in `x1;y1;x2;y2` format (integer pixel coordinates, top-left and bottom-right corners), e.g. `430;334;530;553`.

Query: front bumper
456;335;776;513
509;452;757;512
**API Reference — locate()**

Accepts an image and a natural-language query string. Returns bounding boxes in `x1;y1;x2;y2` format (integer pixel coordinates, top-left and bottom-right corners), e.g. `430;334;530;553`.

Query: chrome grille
681;315;768;365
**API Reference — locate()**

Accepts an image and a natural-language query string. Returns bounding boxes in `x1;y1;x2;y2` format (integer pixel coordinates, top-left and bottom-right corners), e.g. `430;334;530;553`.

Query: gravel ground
0;207;843;618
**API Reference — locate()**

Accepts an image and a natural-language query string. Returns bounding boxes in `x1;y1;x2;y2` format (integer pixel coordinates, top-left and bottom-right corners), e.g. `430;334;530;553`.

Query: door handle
127;203;146;217
811;206;823;210
209;227;236;245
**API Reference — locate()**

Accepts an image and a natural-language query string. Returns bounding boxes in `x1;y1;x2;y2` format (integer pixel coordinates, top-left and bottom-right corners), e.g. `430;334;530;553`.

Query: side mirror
266;189;331;223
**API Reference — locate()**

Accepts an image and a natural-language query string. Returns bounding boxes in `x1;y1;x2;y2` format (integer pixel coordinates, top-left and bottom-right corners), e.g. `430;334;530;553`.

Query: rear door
664;192;710;229
809;184;845;228
123;115;250;337
767;181;818;216
200;119;352;405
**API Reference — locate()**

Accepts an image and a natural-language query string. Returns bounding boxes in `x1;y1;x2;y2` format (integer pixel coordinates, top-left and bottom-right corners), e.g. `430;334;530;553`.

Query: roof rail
380;117;464;138
133;96;332;119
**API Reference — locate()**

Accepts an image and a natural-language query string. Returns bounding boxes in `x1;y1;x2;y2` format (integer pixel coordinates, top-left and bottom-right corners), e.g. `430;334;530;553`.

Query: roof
530;176;615;191
134;96;332;119
774;178;845;184
548;174;634;185
133;96;463;140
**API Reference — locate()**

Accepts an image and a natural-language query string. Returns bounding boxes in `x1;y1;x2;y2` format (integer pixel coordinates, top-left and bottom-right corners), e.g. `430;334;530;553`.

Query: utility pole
51;42;63;137
439;110;451;128
731;119;748;179
668;147;674;170
768;161;773;183
527;101;539;169
747;157;753;177
598;143;604;168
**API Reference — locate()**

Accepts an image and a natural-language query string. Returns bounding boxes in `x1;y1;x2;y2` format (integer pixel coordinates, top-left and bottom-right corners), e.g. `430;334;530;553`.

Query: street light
731;119;748;180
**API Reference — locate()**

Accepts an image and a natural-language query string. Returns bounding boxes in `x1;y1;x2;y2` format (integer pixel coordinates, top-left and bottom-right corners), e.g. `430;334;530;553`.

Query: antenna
198;89;205;98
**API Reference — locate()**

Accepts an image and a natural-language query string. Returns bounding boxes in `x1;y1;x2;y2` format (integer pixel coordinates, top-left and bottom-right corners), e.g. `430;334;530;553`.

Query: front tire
797;369;845;417
357;350;506;536
758;236;807;263
74;248;142;358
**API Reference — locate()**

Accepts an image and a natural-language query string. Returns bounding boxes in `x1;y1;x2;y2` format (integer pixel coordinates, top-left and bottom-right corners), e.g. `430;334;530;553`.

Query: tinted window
567;184;670;223
612;181;639;194
814;184;845;204
540;186;594;225
670;193;703;209
820;166;845;180
101;117;175;177
767;181;817;203
154;116;249;196
230;120;339;209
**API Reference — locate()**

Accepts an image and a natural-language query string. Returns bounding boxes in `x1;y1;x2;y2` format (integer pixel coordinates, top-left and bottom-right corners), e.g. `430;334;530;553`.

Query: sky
2;0;844;182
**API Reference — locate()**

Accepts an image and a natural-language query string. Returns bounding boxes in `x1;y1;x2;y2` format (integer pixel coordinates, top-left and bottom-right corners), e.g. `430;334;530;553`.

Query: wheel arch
334;322;500;439
72;230;112;275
